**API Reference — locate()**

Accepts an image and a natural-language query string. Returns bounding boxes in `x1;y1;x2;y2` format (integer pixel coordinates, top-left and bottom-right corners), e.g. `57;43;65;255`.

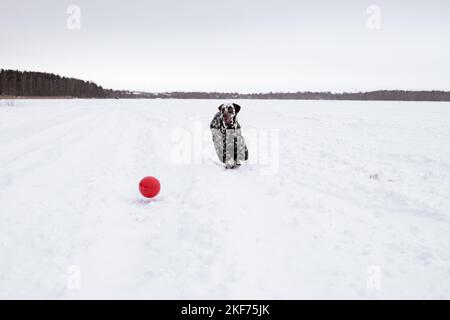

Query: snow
1;98;450;299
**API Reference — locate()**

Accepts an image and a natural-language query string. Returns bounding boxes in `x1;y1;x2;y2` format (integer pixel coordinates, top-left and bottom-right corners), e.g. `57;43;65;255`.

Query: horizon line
2;68;450;95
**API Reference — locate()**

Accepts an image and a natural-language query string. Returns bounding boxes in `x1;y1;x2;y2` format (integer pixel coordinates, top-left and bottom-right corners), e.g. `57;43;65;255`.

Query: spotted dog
210;103;248;169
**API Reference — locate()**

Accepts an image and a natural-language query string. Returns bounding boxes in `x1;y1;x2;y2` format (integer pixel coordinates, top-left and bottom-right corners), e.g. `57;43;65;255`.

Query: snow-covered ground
1;99;449;299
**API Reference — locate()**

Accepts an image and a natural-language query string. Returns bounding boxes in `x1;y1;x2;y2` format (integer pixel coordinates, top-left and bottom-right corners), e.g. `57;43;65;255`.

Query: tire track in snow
0;106;131;298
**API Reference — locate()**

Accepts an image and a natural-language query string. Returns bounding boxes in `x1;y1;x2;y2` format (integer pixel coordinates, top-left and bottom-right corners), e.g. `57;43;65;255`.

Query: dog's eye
227;107;235;113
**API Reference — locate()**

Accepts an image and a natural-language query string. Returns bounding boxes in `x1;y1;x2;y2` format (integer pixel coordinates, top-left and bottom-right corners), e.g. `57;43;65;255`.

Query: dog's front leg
224;129;238;166
211;128;226;163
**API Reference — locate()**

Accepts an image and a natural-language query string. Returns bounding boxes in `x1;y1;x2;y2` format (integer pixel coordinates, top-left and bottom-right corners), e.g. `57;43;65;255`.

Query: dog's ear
232;103;241;114
218;104;224;112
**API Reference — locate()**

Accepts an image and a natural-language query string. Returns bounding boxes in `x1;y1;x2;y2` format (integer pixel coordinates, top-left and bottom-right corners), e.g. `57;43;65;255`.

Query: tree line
0;69;126;98
2;69;450;101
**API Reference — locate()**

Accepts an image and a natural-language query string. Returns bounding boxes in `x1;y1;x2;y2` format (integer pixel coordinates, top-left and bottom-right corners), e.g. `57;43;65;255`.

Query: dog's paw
225;160;242;169
225;160;235;169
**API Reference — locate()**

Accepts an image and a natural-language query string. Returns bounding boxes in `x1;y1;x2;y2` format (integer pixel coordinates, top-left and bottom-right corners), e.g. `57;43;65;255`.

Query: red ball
139;176;160;198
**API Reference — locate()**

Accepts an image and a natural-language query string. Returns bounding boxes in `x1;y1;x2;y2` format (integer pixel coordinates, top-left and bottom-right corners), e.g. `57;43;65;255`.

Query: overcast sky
1;0;449;92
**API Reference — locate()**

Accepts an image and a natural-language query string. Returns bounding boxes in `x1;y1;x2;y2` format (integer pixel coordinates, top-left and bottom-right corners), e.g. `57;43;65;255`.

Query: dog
210;103;248;168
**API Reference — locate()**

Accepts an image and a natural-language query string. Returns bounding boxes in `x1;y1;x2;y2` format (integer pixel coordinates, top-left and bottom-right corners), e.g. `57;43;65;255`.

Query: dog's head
218;103;241;127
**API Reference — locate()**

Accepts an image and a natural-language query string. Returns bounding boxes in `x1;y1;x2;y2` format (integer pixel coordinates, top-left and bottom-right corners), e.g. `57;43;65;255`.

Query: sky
1;0;450;92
